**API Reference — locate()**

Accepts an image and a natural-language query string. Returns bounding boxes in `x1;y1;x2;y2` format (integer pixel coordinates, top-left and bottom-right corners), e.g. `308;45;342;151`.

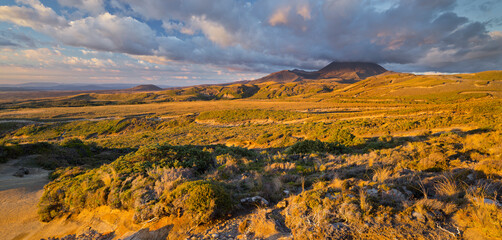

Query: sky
0;0;502;86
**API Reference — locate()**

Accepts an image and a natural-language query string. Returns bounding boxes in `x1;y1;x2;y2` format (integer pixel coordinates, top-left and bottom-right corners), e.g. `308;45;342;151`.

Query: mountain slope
127;84;163;91
251;61;388;84
316;62;387;79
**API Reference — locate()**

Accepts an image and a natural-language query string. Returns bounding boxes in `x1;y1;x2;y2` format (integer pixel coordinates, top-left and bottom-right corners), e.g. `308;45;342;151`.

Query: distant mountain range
0;62;388;92
126;84;163;91
0;82;171;91
1;61;501;105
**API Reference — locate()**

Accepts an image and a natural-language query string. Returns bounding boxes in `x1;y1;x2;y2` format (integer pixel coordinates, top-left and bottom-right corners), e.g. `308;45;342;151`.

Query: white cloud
54;13;158;55
0;0;67;29
190;16;237;47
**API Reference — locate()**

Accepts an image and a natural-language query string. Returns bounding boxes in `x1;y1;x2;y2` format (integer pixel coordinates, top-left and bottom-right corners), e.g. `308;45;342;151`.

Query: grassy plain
0;71;501;239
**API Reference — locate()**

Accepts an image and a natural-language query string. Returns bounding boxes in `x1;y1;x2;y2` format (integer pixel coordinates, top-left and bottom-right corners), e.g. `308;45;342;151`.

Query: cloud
0;0;67;29
269;6;291;26
189;16;237;47
0;0;501;78
54;13;158;55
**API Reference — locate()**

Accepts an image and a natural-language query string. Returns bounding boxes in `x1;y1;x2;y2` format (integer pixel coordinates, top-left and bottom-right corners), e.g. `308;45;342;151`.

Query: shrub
285;140;344;154
327;128;362;146
213;145;257;158
163;180;233;224
0;144;22;163
112;144;214;175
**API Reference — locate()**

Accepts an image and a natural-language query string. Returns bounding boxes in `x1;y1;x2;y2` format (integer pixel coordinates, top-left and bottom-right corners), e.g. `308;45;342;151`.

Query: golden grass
372;166;393;183
243;208;280;238
455;189;502;239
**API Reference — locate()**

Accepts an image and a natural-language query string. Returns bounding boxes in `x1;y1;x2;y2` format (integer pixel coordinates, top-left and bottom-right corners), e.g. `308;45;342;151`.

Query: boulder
240;196;269;206
13;167;29;177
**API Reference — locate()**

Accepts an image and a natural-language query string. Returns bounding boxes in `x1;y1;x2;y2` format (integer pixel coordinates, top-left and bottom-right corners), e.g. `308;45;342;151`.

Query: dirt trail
0;157;50;240
0;158;143;240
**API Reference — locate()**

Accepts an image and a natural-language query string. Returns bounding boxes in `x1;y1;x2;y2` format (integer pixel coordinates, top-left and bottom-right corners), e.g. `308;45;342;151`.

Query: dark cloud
0;0;501;73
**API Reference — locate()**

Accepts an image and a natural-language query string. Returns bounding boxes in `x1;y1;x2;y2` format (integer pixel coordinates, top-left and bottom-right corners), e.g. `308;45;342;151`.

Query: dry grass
372;166;393;183
434;174;463;200
455;188;502;239
242;208;280;238
265;162;296;172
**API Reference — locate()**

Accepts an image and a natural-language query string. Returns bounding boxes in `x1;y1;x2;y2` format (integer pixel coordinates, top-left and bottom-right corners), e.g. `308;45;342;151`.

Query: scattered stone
332;222;349;230
326;193;341;200
240;196;269;206
387;189;406;201
412;211;425;222
13;167;29;177
211;233;219;238
483;198;502;207
366;188;378;197
401;186;413;196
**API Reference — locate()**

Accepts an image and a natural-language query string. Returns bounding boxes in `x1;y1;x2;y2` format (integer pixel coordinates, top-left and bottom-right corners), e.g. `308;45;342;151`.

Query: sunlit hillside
0;65;501;239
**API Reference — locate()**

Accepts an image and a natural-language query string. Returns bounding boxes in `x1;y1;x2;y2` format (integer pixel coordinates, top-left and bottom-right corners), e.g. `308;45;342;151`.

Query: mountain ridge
250;61;388;84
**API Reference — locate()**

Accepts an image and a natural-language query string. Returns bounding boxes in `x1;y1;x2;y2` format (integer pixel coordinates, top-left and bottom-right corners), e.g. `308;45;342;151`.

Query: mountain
250;70;302;83
0;83;139;91
0;83;175;91
126;84;163;91
316;62;387;79
251;61;388;84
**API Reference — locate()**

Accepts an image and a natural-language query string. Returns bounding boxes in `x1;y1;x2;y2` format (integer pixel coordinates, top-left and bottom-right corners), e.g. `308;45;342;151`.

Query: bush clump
163;180;233;224
112;144;214;175
285;140;345;154
327;128;363;146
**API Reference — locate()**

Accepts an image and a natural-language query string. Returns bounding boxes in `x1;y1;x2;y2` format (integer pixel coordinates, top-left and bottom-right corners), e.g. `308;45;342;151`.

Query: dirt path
0;157;146;240
0;157;50;240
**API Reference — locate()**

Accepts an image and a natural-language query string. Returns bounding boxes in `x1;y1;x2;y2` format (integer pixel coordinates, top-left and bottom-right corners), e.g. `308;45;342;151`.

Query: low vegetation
0;71;501;239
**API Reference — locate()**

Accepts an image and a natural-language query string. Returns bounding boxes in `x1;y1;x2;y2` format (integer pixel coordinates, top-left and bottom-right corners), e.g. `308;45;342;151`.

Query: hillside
126;84;163;91
251;61;388;84
0;67;501;239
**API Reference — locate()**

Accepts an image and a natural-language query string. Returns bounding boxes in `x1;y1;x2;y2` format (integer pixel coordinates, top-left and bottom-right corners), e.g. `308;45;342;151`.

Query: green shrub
213;145;257;158
0;144;22;163
327;128;363;146
60;138;92;157
163;180;233;223
112;144;214;175
285;140;345;154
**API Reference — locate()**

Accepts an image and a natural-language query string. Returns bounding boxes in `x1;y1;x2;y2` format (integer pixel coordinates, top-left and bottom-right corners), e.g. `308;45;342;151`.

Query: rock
401;186;413;196
124;225;171;240
467;173;474;181
13;167;29;177
387;189;406;201
483;198;502;207
211;233;219;238
240;196;269;206
366;188;378;197
332;222;349;230
326;193;341;200
412;211;425;222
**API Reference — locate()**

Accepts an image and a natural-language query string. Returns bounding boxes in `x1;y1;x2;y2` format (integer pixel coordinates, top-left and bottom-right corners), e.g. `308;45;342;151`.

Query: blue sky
1;0;501;86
